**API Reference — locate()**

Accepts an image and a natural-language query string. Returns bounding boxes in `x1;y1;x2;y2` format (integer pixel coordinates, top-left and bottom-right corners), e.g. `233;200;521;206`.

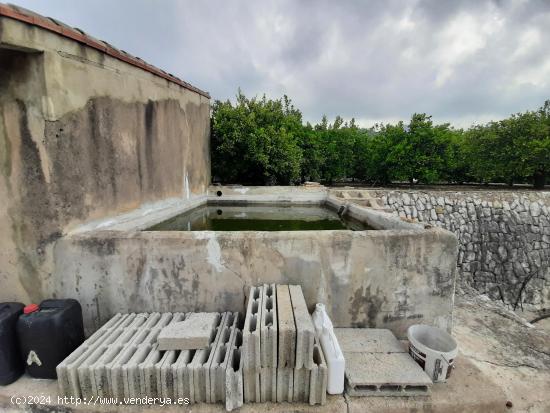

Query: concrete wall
0;15;210;304
52;186;458;338
360;189;550;310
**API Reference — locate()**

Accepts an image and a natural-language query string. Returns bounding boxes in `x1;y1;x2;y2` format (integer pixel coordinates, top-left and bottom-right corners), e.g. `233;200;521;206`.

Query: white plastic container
312;303;345;394
407;324;458;383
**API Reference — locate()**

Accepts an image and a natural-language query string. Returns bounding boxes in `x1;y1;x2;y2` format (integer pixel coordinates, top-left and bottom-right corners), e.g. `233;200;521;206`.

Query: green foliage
464;102;550;187
211;91;549;188
211;91;302;185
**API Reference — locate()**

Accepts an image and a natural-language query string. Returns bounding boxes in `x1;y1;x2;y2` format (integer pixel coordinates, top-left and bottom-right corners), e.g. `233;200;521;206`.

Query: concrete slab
345;352;431;396
276;285;296;368
260;283;277;368
289;284;315;369
335;328;405;353
346;356;508;413
260;367;276;402
157;312;219;350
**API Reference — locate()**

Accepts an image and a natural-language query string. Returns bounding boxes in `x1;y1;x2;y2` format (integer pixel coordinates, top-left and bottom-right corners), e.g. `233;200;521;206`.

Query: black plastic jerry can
0;302;25;385
16;299;84;379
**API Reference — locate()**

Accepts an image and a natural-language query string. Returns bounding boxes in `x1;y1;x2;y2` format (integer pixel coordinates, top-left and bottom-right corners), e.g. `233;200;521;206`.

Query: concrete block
109;345;138;398
58;311;247;408
189;312;227;403
123;344;153;398
225;342;244;412
289;284;315;369
243;286;263;370
138;313;187;398
344;352;431;397
335;328;404;353
208;312;240;403
158;312;219;350
243;367;260;403
57;343;96;397
309;343;327;405
92;344;122;397
292;368;310;402
276;367;293;402
76;344;108;399
157;350;178;398
172;349;195;401
276;285;296;368
62;313;142;397
155;313;188;399
260;367;276;402
260;283;277;368
139;344;163;397
336;328;432;397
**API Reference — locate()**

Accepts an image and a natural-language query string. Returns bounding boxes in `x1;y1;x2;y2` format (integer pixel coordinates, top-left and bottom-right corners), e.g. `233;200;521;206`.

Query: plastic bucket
407;324;458;383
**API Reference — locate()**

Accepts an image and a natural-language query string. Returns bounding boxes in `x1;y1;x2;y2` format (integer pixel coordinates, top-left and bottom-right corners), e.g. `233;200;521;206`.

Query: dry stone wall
373;190;550;310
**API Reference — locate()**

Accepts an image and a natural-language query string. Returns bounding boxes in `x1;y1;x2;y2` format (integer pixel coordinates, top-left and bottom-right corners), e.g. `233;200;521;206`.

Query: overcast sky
11;0;550;128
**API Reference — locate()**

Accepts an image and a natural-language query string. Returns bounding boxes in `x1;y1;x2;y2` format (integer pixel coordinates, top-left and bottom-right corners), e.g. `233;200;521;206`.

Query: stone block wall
372;190;550;309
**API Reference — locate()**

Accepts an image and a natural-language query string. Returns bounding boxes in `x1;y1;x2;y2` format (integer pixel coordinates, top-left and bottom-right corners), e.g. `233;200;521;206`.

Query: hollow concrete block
309;343;328;405
344;352;432;397
190;312;228;403
225;344;244;411
57;343;95;398
76;344;108;399
139;344;162;398
293;367;310;402
243;366;261;403
276;285;296;368
109;345;138;398
260;283;277;368
67;313;141;397
157;350;178;398
243;286;263;370
208;313;240;403
172;349;195;402
123;344;152;398
260;367;276;402
276;367;293;402
289;284;315;369
92;344;123;397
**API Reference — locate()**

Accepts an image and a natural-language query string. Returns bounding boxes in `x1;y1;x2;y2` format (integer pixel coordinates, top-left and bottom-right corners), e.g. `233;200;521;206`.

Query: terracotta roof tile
0;2;210;98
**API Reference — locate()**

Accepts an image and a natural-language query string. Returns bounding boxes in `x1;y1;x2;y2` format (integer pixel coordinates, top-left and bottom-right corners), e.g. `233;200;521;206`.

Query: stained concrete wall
0;15;210;304
52;187;457;338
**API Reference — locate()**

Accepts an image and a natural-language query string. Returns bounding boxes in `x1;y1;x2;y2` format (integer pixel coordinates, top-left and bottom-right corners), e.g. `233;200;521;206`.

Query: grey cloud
10;0;550;127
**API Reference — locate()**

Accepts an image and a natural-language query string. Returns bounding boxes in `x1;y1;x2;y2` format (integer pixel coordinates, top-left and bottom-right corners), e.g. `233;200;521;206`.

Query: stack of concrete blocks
57;311;244;410
335;328;432;397
242;284;327;406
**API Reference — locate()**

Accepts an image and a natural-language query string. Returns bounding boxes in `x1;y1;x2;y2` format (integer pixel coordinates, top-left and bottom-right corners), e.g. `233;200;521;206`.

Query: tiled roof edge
0;3;210;99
